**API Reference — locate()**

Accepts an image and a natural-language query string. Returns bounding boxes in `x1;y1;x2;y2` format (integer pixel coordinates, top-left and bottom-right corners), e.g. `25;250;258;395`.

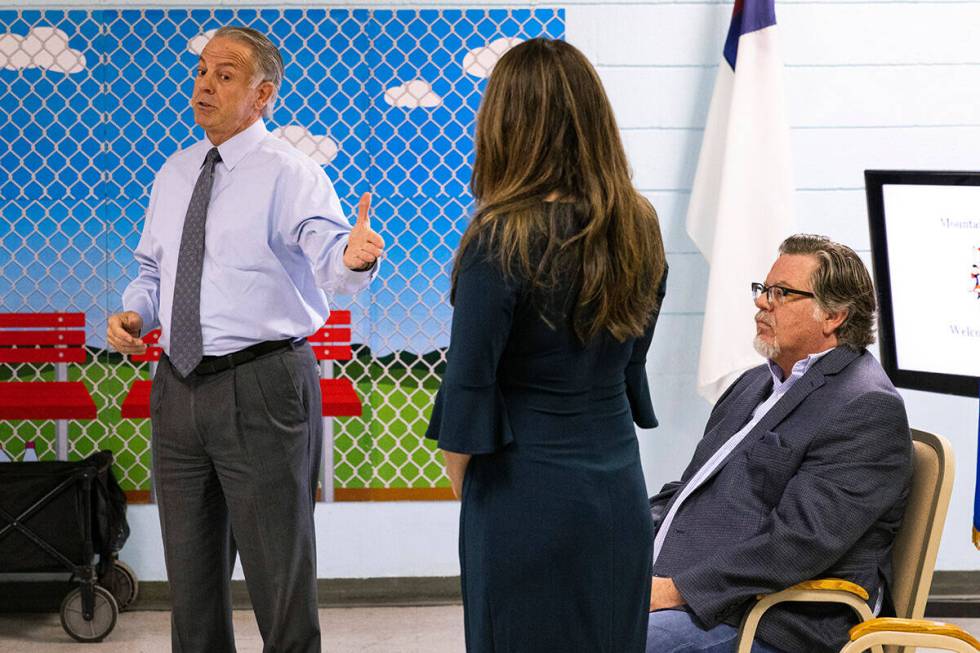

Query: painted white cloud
272;125;340;166
0;27;86;74
383;80;442;109
462;37;523;79
187;29;217;56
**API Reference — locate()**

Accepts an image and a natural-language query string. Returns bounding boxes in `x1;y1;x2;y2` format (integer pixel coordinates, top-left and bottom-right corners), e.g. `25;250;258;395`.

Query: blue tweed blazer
650;346;912;653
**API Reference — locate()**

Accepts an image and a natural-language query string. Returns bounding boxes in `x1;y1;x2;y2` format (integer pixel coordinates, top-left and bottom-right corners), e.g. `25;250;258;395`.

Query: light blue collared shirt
652;349;834;564
123;119;375;356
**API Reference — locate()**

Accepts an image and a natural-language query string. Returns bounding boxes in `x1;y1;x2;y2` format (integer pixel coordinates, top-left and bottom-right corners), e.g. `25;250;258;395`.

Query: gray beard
753;334;780;361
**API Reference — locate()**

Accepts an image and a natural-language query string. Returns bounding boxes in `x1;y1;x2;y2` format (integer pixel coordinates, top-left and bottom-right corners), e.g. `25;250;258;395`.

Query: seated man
646;234;913;653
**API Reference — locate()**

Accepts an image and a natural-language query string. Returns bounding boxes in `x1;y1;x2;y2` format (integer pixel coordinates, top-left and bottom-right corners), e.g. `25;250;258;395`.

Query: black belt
191;338;301;376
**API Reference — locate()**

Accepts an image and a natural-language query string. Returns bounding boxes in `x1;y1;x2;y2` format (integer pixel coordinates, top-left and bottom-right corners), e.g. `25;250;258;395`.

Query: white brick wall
565;1;979;571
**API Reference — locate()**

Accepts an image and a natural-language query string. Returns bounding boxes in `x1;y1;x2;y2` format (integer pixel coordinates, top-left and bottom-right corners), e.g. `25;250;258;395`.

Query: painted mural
0;8;565;496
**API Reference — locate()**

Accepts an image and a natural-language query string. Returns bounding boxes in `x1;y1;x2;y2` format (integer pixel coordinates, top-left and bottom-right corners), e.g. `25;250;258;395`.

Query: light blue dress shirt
652;349;834;565
123;119;375;356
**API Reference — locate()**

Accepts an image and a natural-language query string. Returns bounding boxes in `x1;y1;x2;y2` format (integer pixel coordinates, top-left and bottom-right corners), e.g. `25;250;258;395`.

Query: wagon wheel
60;585;118;643
100;560;139;610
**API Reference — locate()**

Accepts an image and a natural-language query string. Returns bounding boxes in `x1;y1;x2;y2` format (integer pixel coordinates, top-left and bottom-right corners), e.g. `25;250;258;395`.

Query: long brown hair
452;38;666;343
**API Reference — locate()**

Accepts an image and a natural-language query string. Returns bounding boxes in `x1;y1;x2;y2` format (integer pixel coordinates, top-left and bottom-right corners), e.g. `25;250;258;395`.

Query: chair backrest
131;312;352;364
308;310;352;362
0;313;87;364
889;428;955;622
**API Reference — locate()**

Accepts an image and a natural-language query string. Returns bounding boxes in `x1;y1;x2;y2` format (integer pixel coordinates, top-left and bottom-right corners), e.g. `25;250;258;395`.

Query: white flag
686;0;797;402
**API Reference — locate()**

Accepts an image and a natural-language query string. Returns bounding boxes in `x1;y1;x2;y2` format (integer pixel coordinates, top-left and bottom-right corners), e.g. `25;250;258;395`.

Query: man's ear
822;308;848;338
255;81;274;113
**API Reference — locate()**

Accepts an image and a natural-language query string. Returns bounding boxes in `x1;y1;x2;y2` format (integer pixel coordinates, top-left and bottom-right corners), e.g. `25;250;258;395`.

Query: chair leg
149;361;158;503
319;358;335;503
56;361;69;460
56;419;68;461
321;415;334;503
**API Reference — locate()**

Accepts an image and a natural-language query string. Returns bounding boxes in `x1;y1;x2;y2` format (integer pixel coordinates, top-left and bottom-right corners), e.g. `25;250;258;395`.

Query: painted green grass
0;354;152;490
334;380;448;489
1;352;448;491
332;354;449;489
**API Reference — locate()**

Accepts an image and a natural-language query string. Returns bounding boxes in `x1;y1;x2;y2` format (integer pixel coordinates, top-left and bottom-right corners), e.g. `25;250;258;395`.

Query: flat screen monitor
865;170;980;398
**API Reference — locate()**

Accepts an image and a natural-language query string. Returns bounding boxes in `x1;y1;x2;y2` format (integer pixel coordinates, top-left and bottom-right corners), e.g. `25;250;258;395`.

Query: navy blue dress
426;226;666;653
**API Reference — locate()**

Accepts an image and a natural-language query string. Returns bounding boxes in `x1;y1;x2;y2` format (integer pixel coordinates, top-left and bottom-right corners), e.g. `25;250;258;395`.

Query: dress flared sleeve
425;241;518;454
625;263;668;429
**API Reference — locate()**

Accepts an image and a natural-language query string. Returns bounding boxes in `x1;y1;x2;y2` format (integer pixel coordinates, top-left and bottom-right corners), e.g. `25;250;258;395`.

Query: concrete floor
0;606;465;653
0;607;976;652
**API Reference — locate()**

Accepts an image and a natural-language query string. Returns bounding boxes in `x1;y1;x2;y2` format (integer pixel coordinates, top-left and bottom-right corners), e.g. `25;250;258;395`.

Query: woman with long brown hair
425;38;667;652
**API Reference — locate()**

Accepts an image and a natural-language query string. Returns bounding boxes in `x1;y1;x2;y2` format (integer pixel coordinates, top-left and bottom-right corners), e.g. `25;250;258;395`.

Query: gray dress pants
150;342;323;653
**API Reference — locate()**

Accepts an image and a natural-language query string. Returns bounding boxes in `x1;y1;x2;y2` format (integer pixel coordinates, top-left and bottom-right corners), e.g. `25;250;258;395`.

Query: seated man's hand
649;576;685;612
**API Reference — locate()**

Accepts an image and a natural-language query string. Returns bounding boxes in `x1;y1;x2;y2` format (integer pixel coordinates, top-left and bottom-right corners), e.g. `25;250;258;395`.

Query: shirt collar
204;118;269;172
767;346;835;394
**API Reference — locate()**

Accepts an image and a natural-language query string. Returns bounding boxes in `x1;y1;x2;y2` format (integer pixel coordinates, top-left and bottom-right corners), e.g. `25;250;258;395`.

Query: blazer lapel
658;369;772;515
748;346;860;439
691;347;862;489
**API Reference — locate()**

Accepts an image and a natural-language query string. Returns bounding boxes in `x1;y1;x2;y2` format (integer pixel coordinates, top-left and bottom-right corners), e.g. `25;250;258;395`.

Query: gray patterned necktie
169;147;221;377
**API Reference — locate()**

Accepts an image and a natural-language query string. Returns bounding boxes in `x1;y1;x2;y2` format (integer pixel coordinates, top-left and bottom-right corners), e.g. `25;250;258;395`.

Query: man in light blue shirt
644;235;911;653
107;26;383;653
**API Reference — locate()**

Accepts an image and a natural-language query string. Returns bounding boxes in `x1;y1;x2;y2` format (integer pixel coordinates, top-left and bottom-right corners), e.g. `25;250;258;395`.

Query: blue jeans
646;609;784;653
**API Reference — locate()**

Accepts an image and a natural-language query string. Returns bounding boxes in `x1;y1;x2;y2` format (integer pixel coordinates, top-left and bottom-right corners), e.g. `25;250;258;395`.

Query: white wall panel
123;502;463;581
781;4;980;66
638;373;714;495
787;65;980;128
604;64;980;130
641;190;698;253
647;314;703;374
648;188;872;253
797;189;871;250
593;4;980;67
793;126;980;189
625;126;980;191
600;65;716;129
624;128;703;190
660;252;709;314
594;4;731;66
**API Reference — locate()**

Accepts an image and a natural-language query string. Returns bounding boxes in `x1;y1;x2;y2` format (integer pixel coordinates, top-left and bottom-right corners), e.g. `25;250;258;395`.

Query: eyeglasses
751;282;816;305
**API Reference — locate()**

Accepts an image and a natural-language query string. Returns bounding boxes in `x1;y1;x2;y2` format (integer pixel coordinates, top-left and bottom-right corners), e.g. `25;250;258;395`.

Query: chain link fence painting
0;7;564;498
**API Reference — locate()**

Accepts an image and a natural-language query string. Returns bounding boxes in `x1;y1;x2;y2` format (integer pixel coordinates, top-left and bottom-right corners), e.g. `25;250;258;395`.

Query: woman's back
426;208;664;651
488;205;662;465
426;37;667;653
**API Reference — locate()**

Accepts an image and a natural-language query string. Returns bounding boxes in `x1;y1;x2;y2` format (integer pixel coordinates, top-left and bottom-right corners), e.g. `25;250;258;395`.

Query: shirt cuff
333;254;377;294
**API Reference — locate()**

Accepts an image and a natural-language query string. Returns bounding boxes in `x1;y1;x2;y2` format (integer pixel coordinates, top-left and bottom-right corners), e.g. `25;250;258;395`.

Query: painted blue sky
0;8;565;355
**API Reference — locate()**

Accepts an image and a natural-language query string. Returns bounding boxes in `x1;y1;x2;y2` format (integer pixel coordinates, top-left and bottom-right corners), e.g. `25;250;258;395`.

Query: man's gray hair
213;26;284;120
779;234;877;349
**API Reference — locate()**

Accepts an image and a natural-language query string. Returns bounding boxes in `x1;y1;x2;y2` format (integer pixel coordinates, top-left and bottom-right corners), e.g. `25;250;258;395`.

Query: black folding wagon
0;450;137;642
